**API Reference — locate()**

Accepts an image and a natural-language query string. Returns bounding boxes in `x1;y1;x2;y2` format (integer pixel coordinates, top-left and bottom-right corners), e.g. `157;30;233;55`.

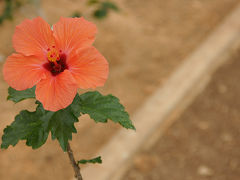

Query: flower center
47;46;60;62
44;48;68;76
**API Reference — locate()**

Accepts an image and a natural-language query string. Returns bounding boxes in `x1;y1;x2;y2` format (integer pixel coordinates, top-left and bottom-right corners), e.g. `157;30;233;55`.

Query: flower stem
67;142;83;180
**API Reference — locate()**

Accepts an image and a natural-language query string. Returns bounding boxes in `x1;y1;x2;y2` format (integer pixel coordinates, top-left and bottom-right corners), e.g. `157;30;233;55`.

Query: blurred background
0;0;240;179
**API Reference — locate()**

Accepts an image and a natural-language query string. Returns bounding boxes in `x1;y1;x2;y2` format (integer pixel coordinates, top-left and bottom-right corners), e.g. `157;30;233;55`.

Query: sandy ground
0;0;239;179
123;48;240;180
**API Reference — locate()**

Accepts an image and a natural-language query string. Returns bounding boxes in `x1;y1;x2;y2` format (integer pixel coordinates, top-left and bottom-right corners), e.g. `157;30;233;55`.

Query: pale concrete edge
80;3;240;180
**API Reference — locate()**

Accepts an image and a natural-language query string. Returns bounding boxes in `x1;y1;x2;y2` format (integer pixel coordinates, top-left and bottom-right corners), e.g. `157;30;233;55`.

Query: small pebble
197;165;213;176
221;133;233;142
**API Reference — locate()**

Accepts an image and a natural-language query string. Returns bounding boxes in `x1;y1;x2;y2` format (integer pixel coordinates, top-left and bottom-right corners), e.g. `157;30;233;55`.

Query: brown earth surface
123;48;240;180
0;0;239;179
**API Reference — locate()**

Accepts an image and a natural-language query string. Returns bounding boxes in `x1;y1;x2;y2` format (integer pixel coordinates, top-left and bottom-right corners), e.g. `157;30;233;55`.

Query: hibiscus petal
53;17;96;54
35;70;78;111
68;47;109;89
13;17;54;59
3;53;46;90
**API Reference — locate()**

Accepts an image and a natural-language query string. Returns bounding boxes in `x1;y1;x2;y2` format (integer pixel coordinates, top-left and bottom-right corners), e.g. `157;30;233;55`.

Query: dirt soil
0;0;239;179
123;48;240;180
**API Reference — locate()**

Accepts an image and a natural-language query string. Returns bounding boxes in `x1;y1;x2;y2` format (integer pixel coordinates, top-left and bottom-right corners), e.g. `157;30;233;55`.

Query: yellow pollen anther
47;48;60;62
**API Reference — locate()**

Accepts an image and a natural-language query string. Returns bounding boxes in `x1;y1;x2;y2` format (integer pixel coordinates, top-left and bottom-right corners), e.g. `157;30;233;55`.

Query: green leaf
35;103;79;152
2;89;134;152
88;0;99;5
1;109;49;149
0;0;26;25
78;156;102;164
0;0;13;24
76;91;135;130
1;100;79;152
102;2;119;11
47;107;78;151
70;94;82;118
7;86;36;103
94;8;108;19
93;1;119;19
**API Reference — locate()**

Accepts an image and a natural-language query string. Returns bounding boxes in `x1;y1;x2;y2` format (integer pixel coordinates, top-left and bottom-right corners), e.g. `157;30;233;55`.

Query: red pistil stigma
52;46;55;48
47;48;50;51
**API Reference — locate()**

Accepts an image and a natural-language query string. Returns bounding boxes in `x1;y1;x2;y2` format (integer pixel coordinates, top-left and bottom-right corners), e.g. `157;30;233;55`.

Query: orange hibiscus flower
3;17;109;111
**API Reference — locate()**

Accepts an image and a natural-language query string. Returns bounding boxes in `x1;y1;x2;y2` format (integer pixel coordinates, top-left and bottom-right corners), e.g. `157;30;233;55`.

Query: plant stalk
67;142;83;180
